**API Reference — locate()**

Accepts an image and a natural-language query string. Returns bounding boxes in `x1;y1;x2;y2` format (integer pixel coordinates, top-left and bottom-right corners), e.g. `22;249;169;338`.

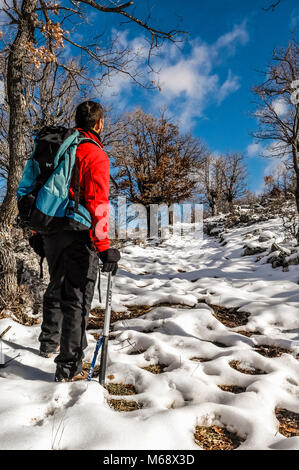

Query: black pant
39;230;98;379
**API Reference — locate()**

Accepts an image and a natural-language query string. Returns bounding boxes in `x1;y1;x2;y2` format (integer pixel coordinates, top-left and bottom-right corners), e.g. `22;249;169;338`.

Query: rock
270;243;291;256
210;227;223;236
243;244;267;256
285;252;299;266
239;214;251;224
267;243;294;268
258;231;275;243
204;222;224;236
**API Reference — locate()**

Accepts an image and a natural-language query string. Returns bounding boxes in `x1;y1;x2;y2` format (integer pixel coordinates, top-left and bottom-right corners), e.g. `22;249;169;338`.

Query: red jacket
69;128;110;253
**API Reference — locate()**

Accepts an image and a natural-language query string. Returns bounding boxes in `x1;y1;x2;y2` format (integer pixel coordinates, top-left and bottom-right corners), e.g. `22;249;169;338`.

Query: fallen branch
0;325;11;339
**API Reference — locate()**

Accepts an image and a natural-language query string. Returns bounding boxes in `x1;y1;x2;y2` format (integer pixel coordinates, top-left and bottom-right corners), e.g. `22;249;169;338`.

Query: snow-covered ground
0;216;299;450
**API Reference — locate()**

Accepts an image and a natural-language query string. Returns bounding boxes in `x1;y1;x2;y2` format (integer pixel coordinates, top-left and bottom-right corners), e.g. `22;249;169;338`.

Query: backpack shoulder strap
77;137;103;149
72;137;103;212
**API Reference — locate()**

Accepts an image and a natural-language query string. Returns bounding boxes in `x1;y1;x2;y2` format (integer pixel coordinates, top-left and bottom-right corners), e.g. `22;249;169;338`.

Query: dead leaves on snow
141;363;167;374
275;408;299;437
218;385;247;394
194;425;246;450
254;344;299;359
105;382;142;412
193;407;299;449
210;304;250;328
229;360;267;376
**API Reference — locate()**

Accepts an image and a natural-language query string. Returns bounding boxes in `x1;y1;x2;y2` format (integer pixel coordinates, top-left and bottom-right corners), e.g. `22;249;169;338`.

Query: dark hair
75;101;104;129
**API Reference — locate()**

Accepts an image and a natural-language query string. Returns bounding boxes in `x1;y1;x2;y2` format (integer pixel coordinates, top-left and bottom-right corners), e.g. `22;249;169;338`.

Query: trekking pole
87;335;104;381
87;265;103;381
99;271;113;387
87;270;113;382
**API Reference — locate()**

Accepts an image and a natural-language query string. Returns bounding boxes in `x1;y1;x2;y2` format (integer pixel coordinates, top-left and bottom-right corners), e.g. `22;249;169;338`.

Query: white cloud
159;60;201;97
157;24;249;99
151;23;249;129
247;142;264;157
100;22;249;128
263;158;284;176
97;29;150;110
272;97;288;117
217;70;240;103
290;9;299;30
215;21;249;53
247;140;290;159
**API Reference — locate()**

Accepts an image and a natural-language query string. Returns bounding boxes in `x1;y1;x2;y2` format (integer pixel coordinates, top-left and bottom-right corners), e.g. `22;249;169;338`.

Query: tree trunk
210;198;218;216
0;0;37;302
228;197;234;214
0;230;18;308
0;1;37;226
295;171;299;214
292;146;299;214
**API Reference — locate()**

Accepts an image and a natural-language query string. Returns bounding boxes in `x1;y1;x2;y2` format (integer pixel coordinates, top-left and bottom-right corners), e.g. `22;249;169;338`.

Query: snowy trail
0;218;299;450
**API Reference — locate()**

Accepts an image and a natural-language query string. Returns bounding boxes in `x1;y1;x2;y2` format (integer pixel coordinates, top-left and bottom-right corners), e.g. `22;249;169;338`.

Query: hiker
22;101;120;382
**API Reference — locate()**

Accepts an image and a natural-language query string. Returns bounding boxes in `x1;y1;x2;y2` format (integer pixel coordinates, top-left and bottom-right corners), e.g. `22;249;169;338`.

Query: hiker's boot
54;370;89;383
71;370;89;382
40;345;60;359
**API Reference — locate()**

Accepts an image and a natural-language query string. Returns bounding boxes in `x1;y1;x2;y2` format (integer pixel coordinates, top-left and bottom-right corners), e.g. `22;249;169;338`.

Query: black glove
99;248;121;276
29;233;45;258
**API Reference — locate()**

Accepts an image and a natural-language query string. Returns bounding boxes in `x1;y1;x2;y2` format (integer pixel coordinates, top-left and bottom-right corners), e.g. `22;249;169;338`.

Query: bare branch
75;1;134;13
2;9;19;25
262;0;281;12
79;0;185;42
62;34;155;89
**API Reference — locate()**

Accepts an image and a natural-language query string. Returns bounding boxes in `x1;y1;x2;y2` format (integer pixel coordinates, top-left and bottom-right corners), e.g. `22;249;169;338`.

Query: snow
0;216;299;450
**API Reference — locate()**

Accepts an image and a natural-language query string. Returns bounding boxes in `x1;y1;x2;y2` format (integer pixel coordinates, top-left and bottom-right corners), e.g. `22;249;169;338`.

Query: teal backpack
17;126;101;233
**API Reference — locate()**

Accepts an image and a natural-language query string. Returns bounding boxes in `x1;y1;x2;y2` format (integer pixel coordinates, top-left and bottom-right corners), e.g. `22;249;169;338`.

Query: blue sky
75;0;297;194
1;0;297;196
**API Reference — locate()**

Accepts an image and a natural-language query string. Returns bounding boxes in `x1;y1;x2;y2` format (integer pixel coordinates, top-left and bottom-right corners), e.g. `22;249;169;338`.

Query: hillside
0;210;299;450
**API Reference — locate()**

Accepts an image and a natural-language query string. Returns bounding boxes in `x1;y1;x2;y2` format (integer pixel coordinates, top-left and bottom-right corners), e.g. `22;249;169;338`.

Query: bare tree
199;152;247;215
237;190;260;208
0;0;185;302
200;154;224;216
221;152;247;212
252;39;299;212
264;161;296;200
